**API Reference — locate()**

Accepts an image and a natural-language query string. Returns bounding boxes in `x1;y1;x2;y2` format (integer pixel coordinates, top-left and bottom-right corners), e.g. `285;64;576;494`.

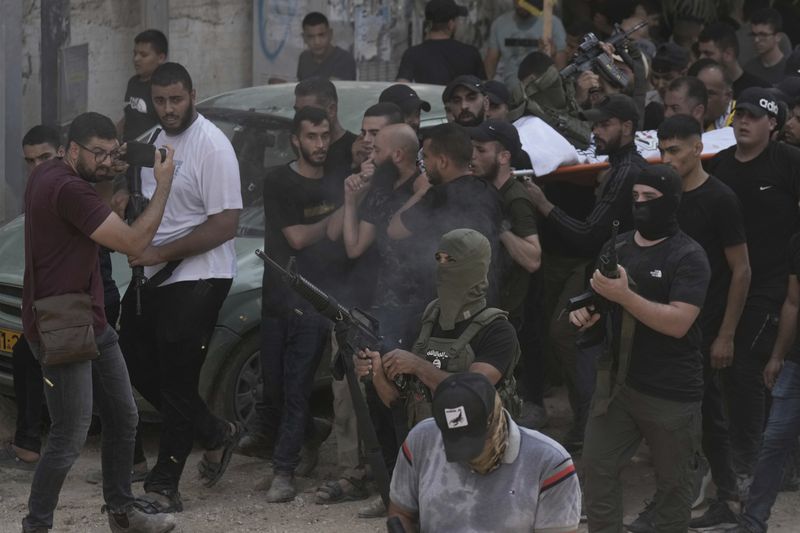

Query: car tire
209;332;263;433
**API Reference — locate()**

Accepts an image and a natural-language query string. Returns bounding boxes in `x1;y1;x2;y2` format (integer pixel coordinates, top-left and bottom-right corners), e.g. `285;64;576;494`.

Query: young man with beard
442;75;489;128
469;120;544;430
117;62;243;514
387;123;501;270
627;115;751;532
570;165;710;533
294;77;357;180
523;94;648;451
258;107;344;503
706;87;800;505
21;112;176;533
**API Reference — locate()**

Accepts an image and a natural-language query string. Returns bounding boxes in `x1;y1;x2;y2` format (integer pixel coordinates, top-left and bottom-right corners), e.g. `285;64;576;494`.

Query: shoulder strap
450;307;509;355
412;300;440;354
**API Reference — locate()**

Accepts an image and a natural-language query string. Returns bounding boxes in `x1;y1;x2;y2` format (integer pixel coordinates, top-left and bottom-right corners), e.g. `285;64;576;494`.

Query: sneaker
517;401;549;430
107;506;176;532
296;417;333;477
357;496;387;518
235;432;275;460
688;499;738;530
265;472;296;503
691;455;712;509
625;500;656;533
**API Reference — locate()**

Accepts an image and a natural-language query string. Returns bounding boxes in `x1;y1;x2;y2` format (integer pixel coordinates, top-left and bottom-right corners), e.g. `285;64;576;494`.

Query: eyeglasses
74;141;121;163
750;32;776;40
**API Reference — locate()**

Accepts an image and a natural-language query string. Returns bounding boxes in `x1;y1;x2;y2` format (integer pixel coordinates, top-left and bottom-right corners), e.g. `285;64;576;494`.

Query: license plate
0;328;20;353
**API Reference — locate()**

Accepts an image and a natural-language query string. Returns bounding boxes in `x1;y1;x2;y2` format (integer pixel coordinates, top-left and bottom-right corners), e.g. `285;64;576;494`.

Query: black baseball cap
442;75;484;102
432;373;497;463
736;87;779;118
483;80;511;106
379;84;432;113
425;0;468;23
652;42;690;74
468;120;522;157
580;94;639;124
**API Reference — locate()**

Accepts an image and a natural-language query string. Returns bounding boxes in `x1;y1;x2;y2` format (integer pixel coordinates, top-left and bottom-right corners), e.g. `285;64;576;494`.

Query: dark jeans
119;278;232;493
260;302;329;474
723;306;779;477
514;270;546;406
700;354;739;501
23;326;138;529
11;335;43;453
740;361;800;532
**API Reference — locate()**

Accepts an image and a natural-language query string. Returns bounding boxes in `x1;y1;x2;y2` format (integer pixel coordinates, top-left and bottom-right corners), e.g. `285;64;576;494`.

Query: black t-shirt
262;163;347;316
732;70;771;99
707;142;800;312
539;181;596;258
614;230;710;403
122;76;158;142
297;46;357;81
425;314;519;377
784;233;800;363
677;176;746;346
396;39;487;85
325;130;358;183
401;175;502;303
361;176;428;309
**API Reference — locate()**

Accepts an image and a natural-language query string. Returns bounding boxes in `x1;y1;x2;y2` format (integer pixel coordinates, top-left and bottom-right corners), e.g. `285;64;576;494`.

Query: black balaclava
632;164;682;241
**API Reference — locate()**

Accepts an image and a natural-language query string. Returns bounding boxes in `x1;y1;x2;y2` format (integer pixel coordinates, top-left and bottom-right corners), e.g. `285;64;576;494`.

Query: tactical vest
404;301;522;427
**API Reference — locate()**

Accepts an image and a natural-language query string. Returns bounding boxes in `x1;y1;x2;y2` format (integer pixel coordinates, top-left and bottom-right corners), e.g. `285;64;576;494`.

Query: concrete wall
20;0;252;134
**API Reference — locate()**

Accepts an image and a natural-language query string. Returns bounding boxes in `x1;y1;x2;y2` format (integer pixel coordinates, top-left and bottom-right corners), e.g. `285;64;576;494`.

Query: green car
0;81;446;430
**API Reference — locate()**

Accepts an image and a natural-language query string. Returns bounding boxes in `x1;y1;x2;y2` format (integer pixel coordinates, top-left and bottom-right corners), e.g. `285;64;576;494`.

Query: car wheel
211;332;263;433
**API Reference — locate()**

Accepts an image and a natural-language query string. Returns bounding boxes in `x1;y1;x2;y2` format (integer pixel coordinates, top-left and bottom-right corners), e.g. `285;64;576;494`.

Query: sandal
198;421;242;488
134;489;183;514
315;475;369;504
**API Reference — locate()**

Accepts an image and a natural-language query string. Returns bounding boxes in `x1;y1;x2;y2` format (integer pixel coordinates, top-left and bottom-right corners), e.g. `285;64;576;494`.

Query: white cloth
141;114;243;284
514;115;580;176
575;127;737;164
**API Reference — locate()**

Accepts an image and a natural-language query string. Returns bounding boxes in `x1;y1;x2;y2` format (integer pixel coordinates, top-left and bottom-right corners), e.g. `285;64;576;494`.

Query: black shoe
134;490;184;515
625;500;656;533
688;499;738;530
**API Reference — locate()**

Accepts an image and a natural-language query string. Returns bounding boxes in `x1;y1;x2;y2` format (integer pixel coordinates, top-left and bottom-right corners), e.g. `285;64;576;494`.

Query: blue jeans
740;360;800;532
23;325;138;529
260;302;329;474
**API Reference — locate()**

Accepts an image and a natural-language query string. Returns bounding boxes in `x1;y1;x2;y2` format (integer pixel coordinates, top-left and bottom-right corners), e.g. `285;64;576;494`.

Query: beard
427;165;443;186
75;154;109;183
456;106;485;127
160;103;196;135
299;143;327;167
595;131;623;155
474;158;500;181
372;159;401;189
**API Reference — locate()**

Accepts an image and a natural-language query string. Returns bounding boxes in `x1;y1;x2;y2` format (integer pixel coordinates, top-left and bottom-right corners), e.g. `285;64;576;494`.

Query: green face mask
435;229;491;330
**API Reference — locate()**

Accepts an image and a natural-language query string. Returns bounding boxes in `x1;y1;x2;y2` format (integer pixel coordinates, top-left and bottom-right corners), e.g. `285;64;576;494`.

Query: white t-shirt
141;114;242;284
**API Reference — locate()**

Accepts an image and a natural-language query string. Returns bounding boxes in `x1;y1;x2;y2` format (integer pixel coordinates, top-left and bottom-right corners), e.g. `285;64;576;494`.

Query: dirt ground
1;389;799;533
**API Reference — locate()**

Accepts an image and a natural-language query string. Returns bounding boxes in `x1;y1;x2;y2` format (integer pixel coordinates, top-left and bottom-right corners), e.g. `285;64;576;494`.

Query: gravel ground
0;390;798;532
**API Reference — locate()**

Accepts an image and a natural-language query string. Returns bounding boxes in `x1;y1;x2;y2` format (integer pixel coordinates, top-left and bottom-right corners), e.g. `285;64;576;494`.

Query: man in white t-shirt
117;62;243;514
389;372;581;533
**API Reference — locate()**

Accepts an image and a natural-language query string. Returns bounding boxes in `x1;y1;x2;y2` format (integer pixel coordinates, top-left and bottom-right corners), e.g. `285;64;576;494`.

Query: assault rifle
560;20;648;88
566;220;620;347
255;249;391;507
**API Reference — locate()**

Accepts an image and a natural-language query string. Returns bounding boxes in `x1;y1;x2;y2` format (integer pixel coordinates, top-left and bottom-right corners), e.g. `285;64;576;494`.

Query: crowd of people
8;0;800;532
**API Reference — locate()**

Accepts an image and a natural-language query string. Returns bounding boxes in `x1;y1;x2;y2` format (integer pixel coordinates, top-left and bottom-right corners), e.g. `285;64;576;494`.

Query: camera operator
570;164;710;533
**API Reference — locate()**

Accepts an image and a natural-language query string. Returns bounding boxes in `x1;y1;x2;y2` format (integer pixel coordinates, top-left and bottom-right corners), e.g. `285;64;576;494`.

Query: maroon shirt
22;159;112;341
